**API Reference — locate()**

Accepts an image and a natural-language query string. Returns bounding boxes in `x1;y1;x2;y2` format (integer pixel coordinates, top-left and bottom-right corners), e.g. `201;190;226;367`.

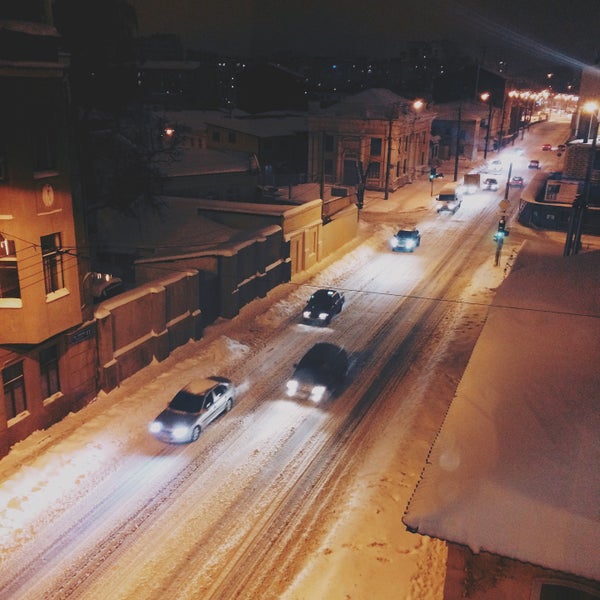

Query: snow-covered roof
203;112;308;138
94;198;240;257
320;88;418;119
403;243;600;582
159;148;254;177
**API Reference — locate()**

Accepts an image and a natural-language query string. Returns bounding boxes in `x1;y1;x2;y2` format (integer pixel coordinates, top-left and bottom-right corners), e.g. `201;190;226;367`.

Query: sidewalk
361;155;488;215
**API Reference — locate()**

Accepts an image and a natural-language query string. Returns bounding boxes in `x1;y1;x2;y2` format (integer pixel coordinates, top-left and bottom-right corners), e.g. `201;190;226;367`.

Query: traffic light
429;167;437;181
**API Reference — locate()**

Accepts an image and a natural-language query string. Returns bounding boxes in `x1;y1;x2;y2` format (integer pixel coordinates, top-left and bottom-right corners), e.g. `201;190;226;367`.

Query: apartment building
0;4;95;456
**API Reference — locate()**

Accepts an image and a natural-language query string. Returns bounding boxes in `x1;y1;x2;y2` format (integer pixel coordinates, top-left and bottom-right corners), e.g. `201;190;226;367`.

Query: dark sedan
390;228;421;251
302;289;345;325
286;343;349;403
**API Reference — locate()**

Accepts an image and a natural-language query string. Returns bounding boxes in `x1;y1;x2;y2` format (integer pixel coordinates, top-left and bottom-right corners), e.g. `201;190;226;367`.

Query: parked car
149;376;235;443
390;228;421;252
509;176;525;188
91;272;124;303
528;160;540;169
286;343;349;403
483;178;499;191
302;289;345;325
542;144;552;151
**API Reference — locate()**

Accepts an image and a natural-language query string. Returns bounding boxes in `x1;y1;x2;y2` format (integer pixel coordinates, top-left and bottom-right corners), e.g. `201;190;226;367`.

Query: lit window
0;238;20;298
40;345;60;399
41;233;64;294
3;361;27;420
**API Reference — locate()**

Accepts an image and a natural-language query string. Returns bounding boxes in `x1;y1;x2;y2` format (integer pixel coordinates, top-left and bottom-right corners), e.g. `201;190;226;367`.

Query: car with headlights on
391;228;421;251
528;159;540;169
302;288;345;325
483;178;499;191
286;343;348;403
149;376;234;443
509;176;525;188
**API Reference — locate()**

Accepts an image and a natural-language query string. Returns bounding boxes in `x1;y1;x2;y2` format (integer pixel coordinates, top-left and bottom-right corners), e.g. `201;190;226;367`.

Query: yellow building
0;5;93;456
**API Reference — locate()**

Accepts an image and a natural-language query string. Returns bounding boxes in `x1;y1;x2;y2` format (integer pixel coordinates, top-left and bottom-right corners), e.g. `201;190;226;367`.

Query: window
40;345;60;399
324;158;333;176
3;362;27;420
32;108;58;173
368;162;381;178
370;138;382;157
0;239;20;298
228;132;236;144
324;134;334;152
546;183;559;201
41;233;64;294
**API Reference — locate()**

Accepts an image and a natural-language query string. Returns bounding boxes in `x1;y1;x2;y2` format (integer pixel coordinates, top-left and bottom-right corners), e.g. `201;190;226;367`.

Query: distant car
302;289;345;325
286;343;349;403
437;198;462;214
488;159;503;173
390;228;421;252
509;176;525;188
149;376;235;443
483;178;499;191
542;144;552;151
91;272;124;303
528;160;540;169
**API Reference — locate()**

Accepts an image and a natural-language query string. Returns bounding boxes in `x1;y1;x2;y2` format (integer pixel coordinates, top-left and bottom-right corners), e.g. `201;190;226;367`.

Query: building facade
0;4;97;456
307;89;435;196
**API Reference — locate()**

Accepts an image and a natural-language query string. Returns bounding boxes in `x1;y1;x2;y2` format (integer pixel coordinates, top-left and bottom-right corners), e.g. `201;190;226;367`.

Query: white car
149;376;235;443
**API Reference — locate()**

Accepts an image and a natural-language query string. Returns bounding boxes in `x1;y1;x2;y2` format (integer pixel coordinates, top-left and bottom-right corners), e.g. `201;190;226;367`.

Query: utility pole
384;117;392;200
453;104;462;182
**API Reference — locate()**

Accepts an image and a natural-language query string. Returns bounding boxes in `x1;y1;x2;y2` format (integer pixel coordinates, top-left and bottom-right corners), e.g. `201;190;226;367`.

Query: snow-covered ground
1;117;592;599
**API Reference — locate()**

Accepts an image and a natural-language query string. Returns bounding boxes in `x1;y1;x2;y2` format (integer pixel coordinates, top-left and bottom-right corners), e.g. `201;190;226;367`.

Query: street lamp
385;98;424;199
408;99;424;183
480;92;493;160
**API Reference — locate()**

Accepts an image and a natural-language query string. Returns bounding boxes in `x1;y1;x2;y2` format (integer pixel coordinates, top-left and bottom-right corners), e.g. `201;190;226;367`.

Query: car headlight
286;380;299;396
172;425;190;440
405;239;416;249
390;238;399;247
303;310;311;318
310;385;327;402
318;312;329;320
149;421;162;434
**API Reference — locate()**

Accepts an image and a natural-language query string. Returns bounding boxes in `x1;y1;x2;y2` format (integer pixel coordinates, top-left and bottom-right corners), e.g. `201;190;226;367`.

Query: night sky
129;0;600;77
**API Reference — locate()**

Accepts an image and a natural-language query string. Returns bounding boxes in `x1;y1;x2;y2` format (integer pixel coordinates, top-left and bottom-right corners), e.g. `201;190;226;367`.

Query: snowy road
0;177;517;599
